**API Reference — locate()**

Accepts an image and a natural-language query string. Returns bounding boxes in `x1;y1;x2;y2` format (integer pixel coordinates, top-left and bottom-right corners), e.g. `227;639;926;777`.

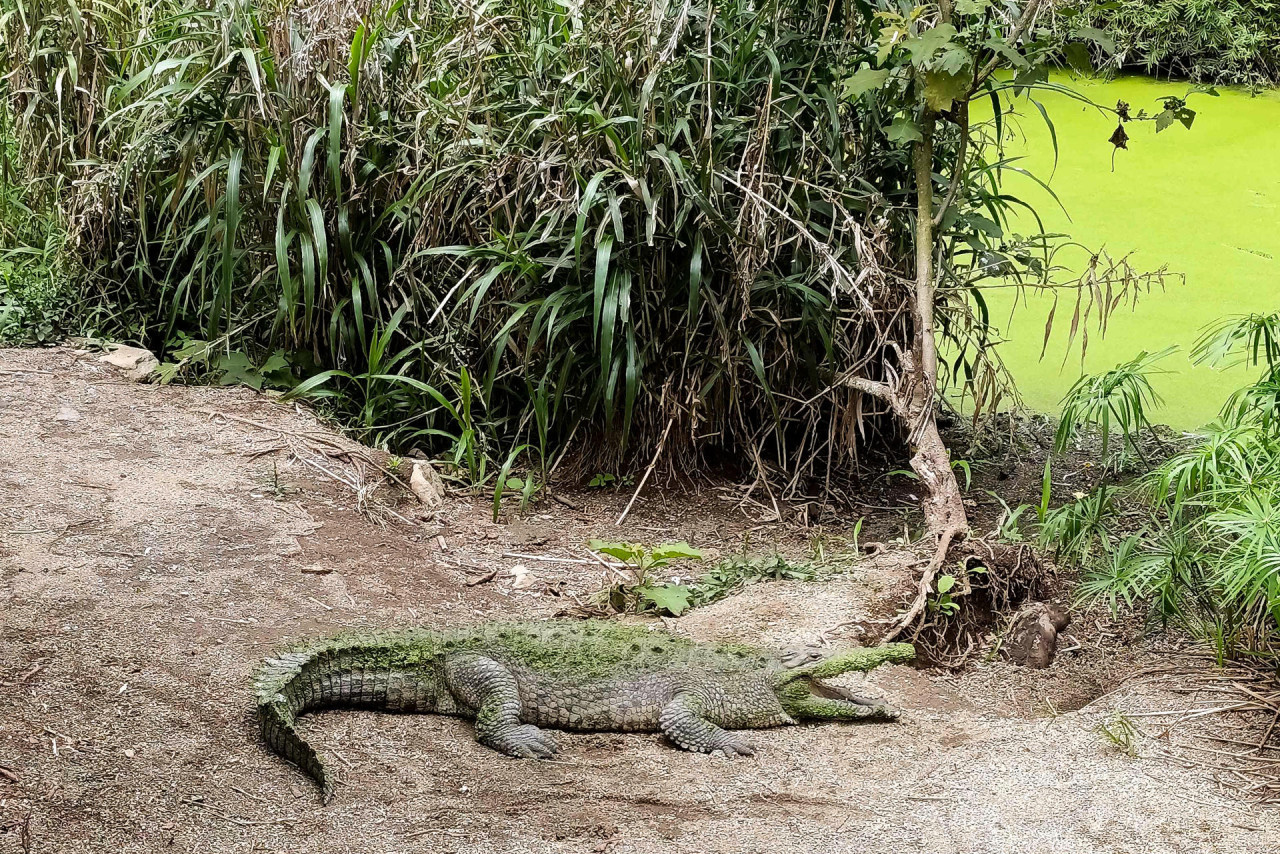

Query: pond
984;75;1280;429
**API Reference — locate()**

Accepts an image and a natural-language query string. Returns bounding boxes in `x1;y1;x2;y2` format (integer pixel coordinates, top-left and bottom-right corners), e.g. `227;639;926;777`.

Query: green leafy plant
987;493;1032;543
0;250;74;344
1066;313;1280;659
1038;485;1119;565
806;522;863;564
686;553;824;608
155;335;298;390
1075;530;1189;620
1194;312;1280;431
588;473;633;489
925;561;987;619
261;459;298;499
928;573;962;617
492;458;541;521
1038;458;1054;524
587;540;705;617
216;351;296;390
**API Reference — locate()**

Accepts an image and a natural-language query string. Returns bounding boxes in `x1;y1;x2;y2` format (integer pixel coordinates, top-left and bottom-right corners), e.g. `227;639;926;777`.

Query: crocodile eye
631;643;641;652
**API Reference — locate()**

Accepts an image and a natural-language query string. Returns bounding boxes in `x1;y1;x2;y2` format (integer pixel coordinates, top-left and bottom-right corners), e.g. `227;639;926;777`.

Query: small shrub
686;552;823;608
588;540;705;617
1039;486;1120;565
0;258;73;345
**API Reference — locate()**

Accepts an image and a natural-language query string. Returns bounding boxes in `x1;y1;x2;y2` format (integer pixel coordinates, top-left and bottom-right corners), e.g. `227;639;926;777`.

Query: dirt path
1;347;1275;853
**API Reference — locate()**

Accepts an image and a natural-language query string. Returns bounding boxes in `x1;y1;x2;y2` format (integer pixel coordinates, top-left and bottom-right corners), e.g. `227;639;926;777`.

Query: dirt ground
2;346;1278;854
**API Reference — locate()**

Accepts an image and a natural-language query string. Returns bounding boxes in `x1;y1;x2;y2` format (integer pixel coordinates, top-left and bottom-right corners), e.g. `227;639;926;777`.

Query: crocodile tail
254;650;334;803
254;635;438;802
259;693;334;803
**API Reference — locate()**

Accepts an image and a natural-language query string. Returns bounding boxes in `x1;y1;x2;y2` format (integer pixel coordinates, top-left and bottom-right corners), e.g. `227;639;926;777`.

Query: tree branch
975;0;1047;87
838;373;893;400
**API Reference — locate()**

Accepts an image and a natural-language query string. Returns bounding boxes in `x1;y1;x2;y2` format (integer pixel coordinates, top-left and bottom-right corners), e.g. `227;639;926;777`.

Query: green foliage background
3;0;948;480
1060;0;1280;86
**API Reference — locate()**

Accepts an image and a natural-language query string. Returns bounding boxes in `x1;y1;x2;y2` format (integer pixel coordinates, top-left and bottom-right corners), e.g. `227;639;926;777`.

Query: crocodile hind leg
659;693;755;758
442;653;558;758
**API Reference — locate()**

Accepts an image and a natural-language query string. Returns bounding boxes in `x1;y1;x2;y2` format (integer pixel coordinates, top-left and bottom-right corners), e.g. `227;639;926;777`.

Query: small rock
1002;602;1070;669
98;344;159;382
409;461;444;509
124;748;135;759
509;564;538;590
509;517;549;546
55;406;80;422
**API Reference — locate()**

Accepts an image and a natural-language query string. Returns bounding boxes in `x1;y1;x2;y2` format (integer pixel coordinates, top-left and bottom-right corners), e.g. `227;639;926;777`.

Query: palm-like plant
1065;315;1280;657
1054;346;1174;464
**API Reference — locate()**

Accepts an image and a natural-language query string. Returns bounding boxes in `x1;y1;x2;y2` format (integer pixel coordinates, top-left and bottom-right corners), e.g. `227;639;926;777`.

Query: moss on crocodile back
256;621;780;698
448;621;777;679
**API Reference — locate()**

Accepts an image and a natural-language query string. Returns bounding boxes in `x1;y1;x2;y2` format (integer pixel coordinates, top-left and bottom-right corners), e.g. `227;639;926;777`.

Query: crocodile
254;620;914;802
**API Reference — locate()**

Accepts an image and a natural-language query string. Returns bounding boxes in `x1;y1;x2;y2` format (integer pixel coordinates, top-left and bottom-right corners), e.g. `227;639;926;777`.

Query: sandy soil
1;346;1276;854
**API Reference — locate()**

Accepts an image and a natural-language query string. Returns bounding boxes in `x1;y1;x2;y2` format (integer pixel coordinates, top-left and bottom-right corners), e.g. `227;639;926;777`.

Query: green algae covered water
985;75;1280;429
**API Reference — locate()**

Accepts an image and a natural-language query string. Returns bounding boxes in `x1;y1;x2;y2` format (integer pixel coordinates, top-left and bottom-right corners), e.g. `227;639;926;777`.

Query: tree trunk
907;115;968;539
878;112;970;642
910;414;968;534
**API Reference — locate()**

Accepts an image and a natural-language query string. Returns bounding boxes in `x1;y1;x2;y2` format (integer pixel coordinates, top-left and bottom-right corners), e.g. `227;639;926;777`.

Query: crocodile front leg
659;692;756;757
442;653;558;758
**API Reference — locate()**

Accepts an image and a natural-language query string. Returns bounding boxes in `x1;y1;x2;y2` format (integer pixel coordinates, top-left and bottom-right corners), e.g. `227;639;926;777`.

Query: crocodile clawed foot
869;703;901;721
711;736;755;759
500;724;559;759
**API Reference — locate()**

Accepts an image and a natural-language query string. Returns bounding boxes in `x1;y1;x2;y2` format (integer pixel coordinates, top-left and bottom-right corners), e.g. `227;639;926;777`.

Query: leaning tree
827;0;1179;635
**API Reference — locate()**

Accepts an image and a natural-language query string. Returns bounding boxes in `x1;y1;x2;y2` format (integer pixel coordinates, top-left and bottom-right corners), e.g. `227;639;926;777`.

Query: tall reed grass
7;0;940;484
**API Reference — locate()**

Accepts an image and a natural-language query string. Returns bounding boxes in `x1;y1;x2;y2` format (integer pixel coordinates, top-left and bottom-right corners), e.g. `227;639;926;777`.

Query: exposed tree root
881;523;964;644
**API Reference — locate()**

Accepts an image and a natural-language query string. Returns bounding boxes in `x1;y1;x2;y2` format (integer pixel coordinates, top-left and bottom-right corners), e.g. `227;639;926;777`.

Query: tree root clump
904;539;1053;668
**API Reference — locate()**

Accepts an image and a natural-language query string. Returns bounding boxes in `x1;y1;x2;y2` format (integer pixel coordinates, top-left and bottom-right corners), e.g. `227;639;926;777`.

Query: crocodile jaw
772;642;914;722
